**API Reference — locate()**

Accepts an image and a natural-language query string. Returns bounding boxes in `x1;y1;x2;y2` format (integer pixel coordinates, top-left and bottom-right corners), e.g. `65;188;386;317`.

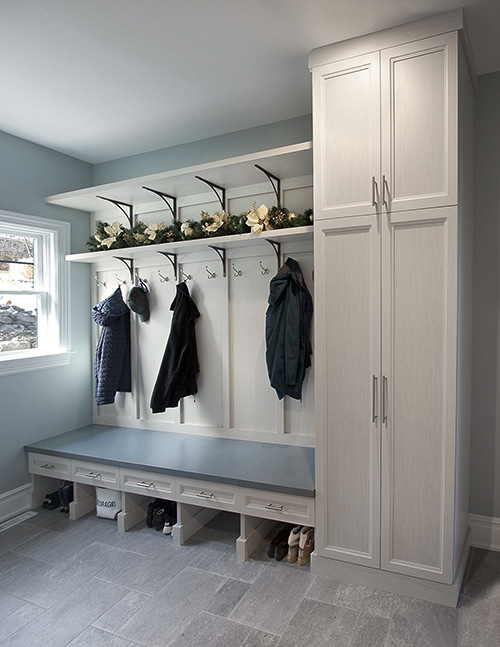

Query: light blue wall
0;131;94;494
470;71;500;519
93;115;312;184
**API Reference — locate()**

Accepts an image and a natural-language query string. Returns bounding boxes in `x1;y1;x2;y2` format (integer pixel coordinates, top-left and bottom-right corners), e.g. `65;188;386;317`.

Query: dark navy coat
92;287;131;405
265;257;313;400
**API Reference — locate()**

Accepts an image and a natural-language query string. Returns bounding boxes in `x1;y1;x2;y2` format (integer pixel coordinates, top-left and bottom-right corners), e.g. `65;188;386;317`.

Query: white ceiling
1;0;499;164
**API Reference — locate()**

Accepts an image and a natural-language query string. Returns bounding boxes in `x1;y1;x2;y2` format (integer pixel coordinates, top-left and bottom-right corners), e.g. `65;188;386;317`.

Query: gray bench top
25;425;315;498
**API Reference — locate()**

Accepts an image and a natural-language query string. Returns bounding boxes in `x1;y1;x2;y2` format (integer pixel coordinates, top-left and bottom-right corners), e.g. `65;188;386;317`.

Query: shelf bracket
266;240;281;271
142;186;178;220
208;246;226;278
113;256;134;283
157;251;177;281
195;176;226;211
97;196;134;229
255;164;281;207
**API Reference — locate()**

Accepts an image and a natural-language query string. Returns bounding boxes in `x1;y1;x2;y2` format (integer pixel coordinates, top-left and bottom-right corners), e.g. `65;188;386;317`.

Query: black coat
150;282;200;412
265;257;313;400
92;287;131;406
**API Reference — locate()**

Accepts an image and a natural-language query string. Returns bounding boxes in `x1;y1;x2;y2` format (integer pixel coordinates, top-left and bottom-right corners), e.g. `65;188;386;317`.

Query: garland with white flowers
86;204;313;252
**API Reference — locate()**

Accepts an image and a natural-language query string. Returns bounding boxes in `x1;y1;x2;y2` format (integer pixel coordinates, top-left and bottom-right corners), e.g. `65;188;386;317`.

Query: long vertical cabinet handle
372;176;378;208
382;375;388;423
382;175;388;207
372;375;378;422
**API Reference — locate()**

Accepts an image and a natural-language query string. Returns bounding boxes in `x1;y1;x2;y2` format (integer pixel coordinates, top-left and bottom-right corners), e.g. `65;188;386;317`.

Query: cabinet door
312;53;380;219
380;207;458;582
380;33;458;213
314;216;381;567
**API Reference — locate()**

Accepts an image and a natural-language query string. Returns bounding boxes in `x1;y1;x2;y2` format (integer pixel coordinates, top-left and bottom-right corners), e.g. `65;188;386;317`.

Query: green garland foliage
86;205;313;252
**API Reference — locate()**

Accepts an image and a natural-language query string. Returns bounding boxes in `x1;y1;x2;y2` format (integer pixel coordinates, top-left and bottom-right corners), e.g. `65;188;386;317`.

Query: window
0;209;70;376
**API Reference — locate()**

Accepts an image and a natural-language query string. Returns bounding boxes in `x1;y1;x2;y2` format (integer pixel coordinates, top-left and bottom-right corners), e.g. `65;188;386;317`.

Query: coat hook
205;266;216;279
259;261;269;275
95;275;106;288
179;268;192;281
158;269;169;283
232;263;242;277
115;274;126;285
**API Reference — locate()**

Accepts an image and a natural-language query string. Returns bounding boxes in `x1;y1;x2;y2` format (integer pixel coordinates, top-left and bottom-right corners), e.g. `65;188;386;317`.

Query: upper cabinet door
380;33;458;213
313;53;380;219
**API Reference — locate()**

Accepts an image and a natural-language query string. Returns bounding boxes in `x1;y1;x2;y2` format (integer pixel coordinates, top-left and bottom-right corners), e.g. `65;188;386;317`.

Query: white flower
181;222;195;237
144;222;162;241
203;211;228;233
100;221;123;248
246;204;269;234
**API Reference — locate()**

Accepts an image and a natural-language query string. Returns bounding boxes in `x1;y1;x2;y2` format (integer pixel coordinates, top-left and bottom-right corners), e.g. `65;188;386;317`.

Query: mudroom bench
24;424;315;561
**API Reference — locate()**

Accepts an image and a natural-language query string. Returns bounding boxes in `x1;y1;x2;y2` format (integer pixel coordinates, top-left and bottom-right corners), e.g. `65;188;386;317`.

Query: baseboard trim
0;483;32;524
469;513;500;552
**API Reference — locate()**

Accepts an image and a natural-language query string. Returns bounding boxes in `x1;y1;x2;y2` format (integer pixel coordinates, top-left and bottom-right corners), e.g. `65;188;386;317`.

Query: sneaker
297;527;314;565
287;525;302;563
162;517;173;535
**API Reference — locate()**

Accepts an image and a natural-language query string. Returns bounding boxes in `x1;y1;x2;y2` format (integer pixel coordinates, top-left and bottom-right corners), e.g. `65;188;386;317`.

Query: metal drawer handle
372;176;378;208
383;375;388;423
196;491;214;499
84;472;101;479
265;503;284;512
40;463;55;470
135;481;154;488
372;375;378;423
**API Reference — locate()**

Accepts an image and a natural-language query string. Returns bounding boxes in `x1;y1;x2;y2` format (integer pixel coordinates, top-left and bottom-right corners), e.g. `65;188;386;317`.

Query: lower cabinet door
176;478;239;512
240;488;314;526
120;468;175;498
28;452;72;480
72;460;120;488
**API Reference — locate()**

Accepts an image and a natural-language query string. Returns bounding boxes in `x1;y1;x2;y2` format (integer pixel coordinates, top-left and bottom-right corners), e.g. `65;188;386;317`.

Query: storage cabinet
310;10;474;606
313;32;457;220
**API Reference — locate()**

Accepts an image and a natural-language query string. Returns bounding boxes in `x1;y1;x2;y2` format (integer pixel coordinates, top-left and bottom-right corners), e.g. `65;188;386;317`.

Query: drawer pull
196;491;214;499
265;503;284;512
40;463;55;470
135;481;154;488
84;472;101;479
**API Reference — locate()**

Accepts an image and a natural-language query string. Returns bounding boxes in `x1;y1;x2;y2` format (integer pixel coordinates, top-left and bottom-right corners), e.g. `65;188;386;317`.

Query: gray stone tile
276;598;360;646
329;581;404;618
0;590;27;621
458;592;500;647
116;566;227;647
2;577;129;647
242;629;280;647
92;590;152;633
204;578;251;617
0;601;45;642
385;597;459;647
12;527;64;563
64;541;146;583
0;550;101;608
350;612;391;647
462;548;500;602
66;626;140;646
0;521;49;556
169;610;251;646
229;562;314;635
189;541;265;583
305;574;343;605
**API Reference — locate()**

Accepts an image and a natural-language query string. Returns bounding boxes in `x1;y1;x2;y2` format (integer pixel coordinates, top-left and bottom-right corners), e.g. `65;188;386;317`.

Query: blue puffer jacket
265;257;313;400
92;287;131;405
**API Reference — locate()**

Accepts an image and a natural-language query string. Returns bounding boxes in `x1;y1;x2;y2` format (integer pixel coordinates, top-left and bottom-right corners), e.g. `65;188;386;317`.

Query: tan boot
287;525;302;563
297;527;314;565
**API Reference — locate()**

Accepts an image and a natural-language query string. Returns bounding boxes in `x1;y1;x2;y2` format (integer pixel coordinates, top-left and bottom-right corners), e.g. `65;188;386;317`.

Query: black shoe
267;524;293;559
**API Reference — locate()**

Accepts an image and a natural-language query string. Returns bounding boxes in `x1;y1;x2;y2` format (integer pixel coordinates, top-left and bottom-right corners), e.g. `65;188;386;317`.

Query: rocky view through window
0;233;37;352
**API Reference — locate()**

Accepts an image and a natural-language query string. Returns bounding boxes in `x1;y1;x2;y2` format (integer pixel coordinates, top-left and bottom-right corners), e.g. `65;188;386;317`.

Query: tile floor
0;507;498;646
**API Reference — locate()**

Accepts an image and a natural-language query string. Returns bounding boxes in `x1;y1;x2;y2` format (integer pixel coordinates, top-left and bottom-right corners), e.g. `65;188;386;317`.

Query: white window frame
0;209;71;376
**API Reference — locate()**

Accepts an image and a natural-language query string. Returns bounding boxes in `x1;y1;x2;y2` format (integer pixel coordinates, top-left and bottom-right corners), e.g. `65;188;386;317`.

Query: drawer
121;468;175;498
240;487;315;525
72;460;120;488
176;478;239;512
28;452;72;480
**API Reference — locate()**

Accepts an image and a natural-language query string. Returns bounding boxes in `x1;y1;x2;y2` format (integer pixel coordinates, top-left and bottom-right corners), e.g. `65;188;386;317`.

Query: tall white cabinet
310;10;474;606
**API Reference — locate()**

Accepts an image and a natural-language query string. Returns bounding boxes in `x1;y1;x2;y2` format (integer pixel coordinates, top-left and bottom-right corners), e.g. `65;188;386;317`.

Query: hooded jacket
265;257;313;400
92;287;131;406
150;282;200;412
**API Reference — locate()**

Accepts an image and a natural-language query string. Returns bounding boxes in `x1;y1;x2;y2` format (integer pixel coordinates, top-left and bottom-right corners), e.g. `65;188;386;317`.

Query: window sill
0;350;73;377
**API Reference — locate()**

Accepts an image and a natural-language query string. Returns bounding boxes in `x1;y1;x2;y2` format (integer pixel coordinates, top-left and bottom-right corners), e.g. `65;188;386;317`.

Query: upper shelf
47;142;313;214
